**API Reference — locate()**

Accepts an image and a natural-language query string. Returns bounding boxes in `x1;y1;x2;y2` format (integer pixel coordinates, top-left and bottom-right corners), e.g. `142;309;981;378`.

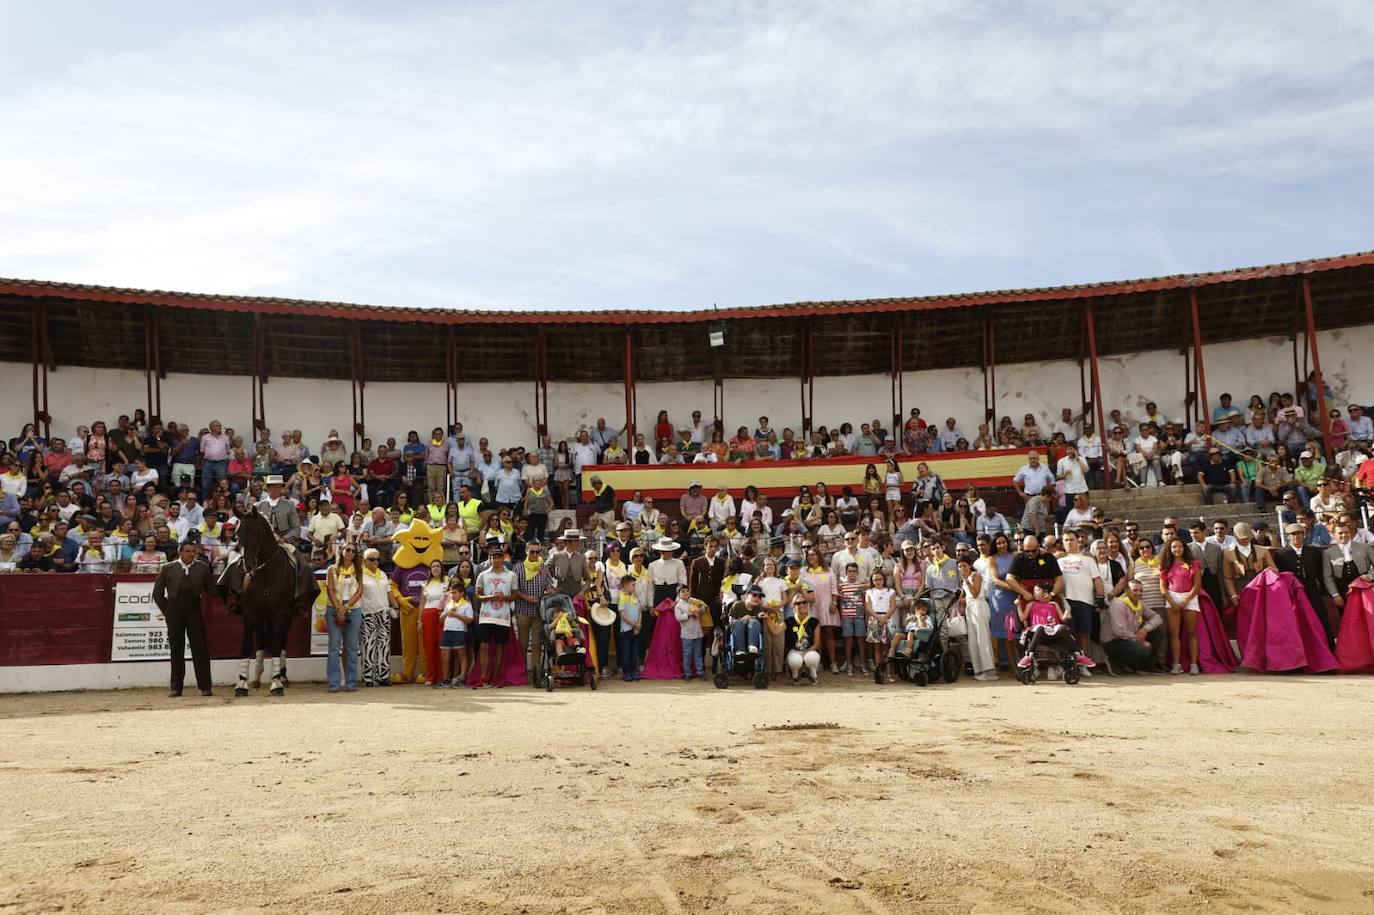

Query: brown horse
233;509;299;697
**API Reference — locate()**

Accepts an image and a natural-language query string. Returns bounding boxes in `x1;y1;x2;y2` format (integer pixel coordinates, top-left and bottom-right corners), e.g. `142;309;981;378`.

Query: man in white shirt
937;418;964;452
1057;530;1103;660
1052;407;1081;443
707;485;736;532
179;491;205;528
166;503;194;541
570;431;599;497
1056;442;1089;499
684;410;710;448
1205;519;1237;553
75;527;116;573
1012;451;1057;536
975;503;1011;538
829;531;874;582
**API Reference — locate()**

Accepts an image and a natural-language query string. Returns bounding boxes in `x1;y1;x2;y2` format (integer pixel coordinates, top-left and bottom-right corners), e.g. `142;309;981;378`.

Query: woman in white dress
957;556;998;680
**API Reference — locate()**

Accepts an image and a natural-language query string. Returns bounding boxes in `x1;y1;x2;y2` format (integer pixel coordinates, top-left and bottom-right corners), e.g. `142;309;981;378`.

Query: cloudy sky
1;1;1371;311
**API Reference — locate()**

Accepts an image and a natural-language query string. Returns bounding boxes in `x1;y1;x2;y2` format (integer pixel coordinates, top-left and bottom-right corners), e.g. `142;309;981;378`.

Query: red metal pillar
986;310;998;424
1084;301;1111;491
1301;278;1332;457
1188;290;1210;422
889;322;903;434
623;329;636;442
348;322;366;451
250;315;268;438
31;304;51;436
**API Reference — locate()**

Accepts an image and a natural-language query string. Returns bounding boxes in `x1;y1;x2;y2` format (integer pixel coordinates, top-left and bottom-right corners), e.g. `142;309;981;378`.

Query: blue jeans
201;459;228;499
617;628;639;676
681;637;704;676
326;607;362;689
730;618;763;653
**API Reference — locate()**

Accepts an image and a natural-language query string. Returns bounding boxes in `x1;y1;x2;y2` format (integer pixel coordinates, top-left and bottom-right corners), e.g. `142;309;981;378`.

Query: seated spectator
1197;448;1238;504
1100;579;1163;672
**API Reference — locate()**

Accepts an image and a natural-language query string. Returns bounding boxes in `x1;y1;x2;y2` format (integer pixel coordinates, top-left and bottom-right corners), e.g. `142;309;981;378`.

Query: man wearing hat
1294;450;1324;504
647;537;687;661
547;529;591;598
319;431;348;468
254;475;300;548
1222;522;1276;607
152;534;215;697
726;585;766;655
1196;448;1238;505
679;480;707;524
606;521;634;559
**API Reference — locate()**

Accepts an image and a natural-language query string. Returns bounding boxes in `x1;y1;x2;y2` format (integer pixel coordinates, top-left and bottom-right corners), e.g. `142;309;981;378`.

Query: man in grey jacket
1100;580;1163;673
1323;522;1374;609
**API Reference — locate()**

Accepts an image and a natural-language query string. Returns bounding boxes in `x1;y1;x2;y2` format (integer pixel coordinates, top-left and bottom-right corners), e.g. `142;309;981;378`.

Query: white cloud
0;1;1370;308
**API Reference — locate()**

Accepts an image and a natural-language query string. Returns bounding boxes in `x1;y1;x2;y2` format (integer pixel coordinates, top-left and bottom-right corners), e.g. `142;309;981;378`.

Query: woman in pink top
1159;538;1202;675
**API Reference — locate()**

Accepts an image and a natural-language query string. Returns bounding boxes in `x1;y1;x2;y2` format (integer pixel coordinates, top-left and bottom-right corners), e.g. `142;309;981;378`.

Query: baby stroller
711;616;769;690
1015;621;1085;686
880;591;963;687
536;594;597;691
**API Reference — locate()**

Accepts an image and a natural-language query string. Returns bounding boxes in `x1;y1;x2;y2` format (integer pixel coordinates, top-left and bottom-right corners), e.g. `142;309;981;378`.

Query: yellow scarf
431;436;444;446
592;482;607;496
790;611;812;644
1120;592;1143;626
522;558;543;580
530;485;546;497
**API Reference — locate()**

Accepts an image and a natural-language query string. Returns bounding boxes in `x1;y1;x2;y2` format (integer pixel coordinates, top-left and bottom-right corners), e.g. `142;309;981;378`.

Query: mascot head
391;519;444;569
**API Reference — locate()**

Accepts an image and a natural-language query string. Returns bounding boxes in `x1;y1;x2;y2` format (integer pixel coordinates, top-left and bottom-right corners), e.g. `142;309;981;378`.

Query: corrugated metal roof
2;249;1371;325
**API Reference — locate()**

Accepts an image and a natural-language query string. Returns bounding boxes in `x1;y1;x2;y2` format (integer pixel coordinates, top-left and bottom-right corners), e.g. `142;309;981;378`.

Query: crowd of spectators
4;382;1373;688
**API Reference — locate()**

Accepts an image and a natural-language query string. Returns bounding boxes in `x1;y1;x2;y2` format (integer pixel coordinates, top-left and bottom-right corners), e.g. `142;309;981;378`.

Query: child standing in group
1016;582;1097;670
674;584;705;680
439;584;473;688
617;575;643;681
864;570;897;679
837;562;866;675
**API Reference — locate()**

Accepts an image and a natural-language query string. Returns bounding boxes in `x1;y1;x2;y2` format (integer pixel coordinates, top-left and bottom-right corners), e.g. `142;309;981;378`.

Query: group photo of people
5;377;1373;696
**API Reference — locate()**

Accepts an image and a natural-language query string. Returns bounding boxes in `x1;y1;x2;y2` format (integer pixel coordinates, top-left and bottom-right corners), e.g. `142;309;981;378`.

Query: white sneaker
1188;663;1200;675
830;663;840;675
1170;663;1183;675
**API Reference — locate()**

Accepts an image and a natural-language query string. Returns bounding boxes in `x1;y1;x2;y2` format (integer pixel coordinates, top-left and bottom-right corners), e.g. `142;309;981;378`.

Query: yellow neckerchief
529;484;546;497
362;565;386;581
606;556;627;576
198;522;221;538
592;481;607;497
334;564;356;578
688;518;707;534
499;519;514;536
522;557;543;579
721;574;737;595
1138;554;1161;569
1120;592;1143;626
628;564;646;580
790;610;812;643
806;564;825;575
724;525;739;537
430;436;444;446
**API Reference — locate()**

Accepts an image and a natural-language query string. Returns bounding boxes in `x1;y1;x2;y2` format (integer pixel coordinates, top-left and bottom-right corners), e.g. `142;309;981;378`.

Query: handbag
945;614;968;637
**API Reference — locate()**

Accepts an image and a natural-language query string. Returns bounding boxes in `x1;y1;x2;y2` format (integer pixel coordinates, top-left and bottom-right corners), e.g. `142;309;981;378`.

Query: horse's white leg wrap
269;655;284;692
251;650;264;687
236;658;250;689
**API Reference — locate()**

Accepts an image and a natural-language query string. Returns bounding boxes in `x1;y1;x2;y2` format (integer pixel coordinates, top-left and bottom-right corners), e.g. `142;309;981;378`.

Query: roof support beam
533;326;549;438
1302;278;1332;459
250;315;267;437
1188;290;1210;423
349;321;366;451
143;306;162;421
446;326;460;433
889;320;903;435
1084;300;1111;491
983;310;997;424
31;302;51;437
802;318;807;436
623;329;636;444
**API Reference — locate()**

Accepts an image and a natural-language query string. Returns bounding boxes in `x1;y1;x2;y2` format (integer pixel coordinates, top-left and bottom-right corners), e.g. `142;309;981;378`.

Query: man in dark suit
689;535;727;619
1273;522;1333;645
153;536;216;697
1323;521;1374;609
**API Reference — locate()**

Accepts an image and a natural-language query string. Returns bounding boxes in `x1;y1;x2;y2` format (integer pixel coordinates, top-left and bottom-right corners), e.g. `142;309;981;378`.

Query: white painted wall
5;327;1371;450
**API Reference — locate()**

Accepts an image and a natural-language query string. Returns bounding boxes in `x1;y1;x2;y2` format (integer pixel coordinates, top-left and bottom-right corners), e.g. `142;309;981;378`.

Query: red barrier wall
0;575;310;667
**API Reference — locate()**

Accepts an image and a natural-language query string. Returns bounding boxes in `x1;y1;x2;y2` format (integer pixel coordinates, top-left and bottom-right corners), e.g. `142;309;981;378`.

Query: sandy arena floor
1;672;1372;914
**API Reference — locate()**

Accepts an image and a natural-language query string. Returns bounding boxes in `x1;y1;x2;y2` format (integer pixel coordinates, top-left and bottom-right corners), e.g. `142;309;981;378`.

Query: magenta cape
641;598;683;680
1336;577;1374;674
1235;569;1338;673
1195;589;1240;674
466;626;529;688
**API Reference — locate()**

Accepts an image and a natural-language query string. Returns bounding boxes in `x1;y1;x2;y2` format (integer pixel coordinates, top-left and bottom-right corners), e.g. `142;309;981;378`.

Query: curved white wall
3;327;1370;450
